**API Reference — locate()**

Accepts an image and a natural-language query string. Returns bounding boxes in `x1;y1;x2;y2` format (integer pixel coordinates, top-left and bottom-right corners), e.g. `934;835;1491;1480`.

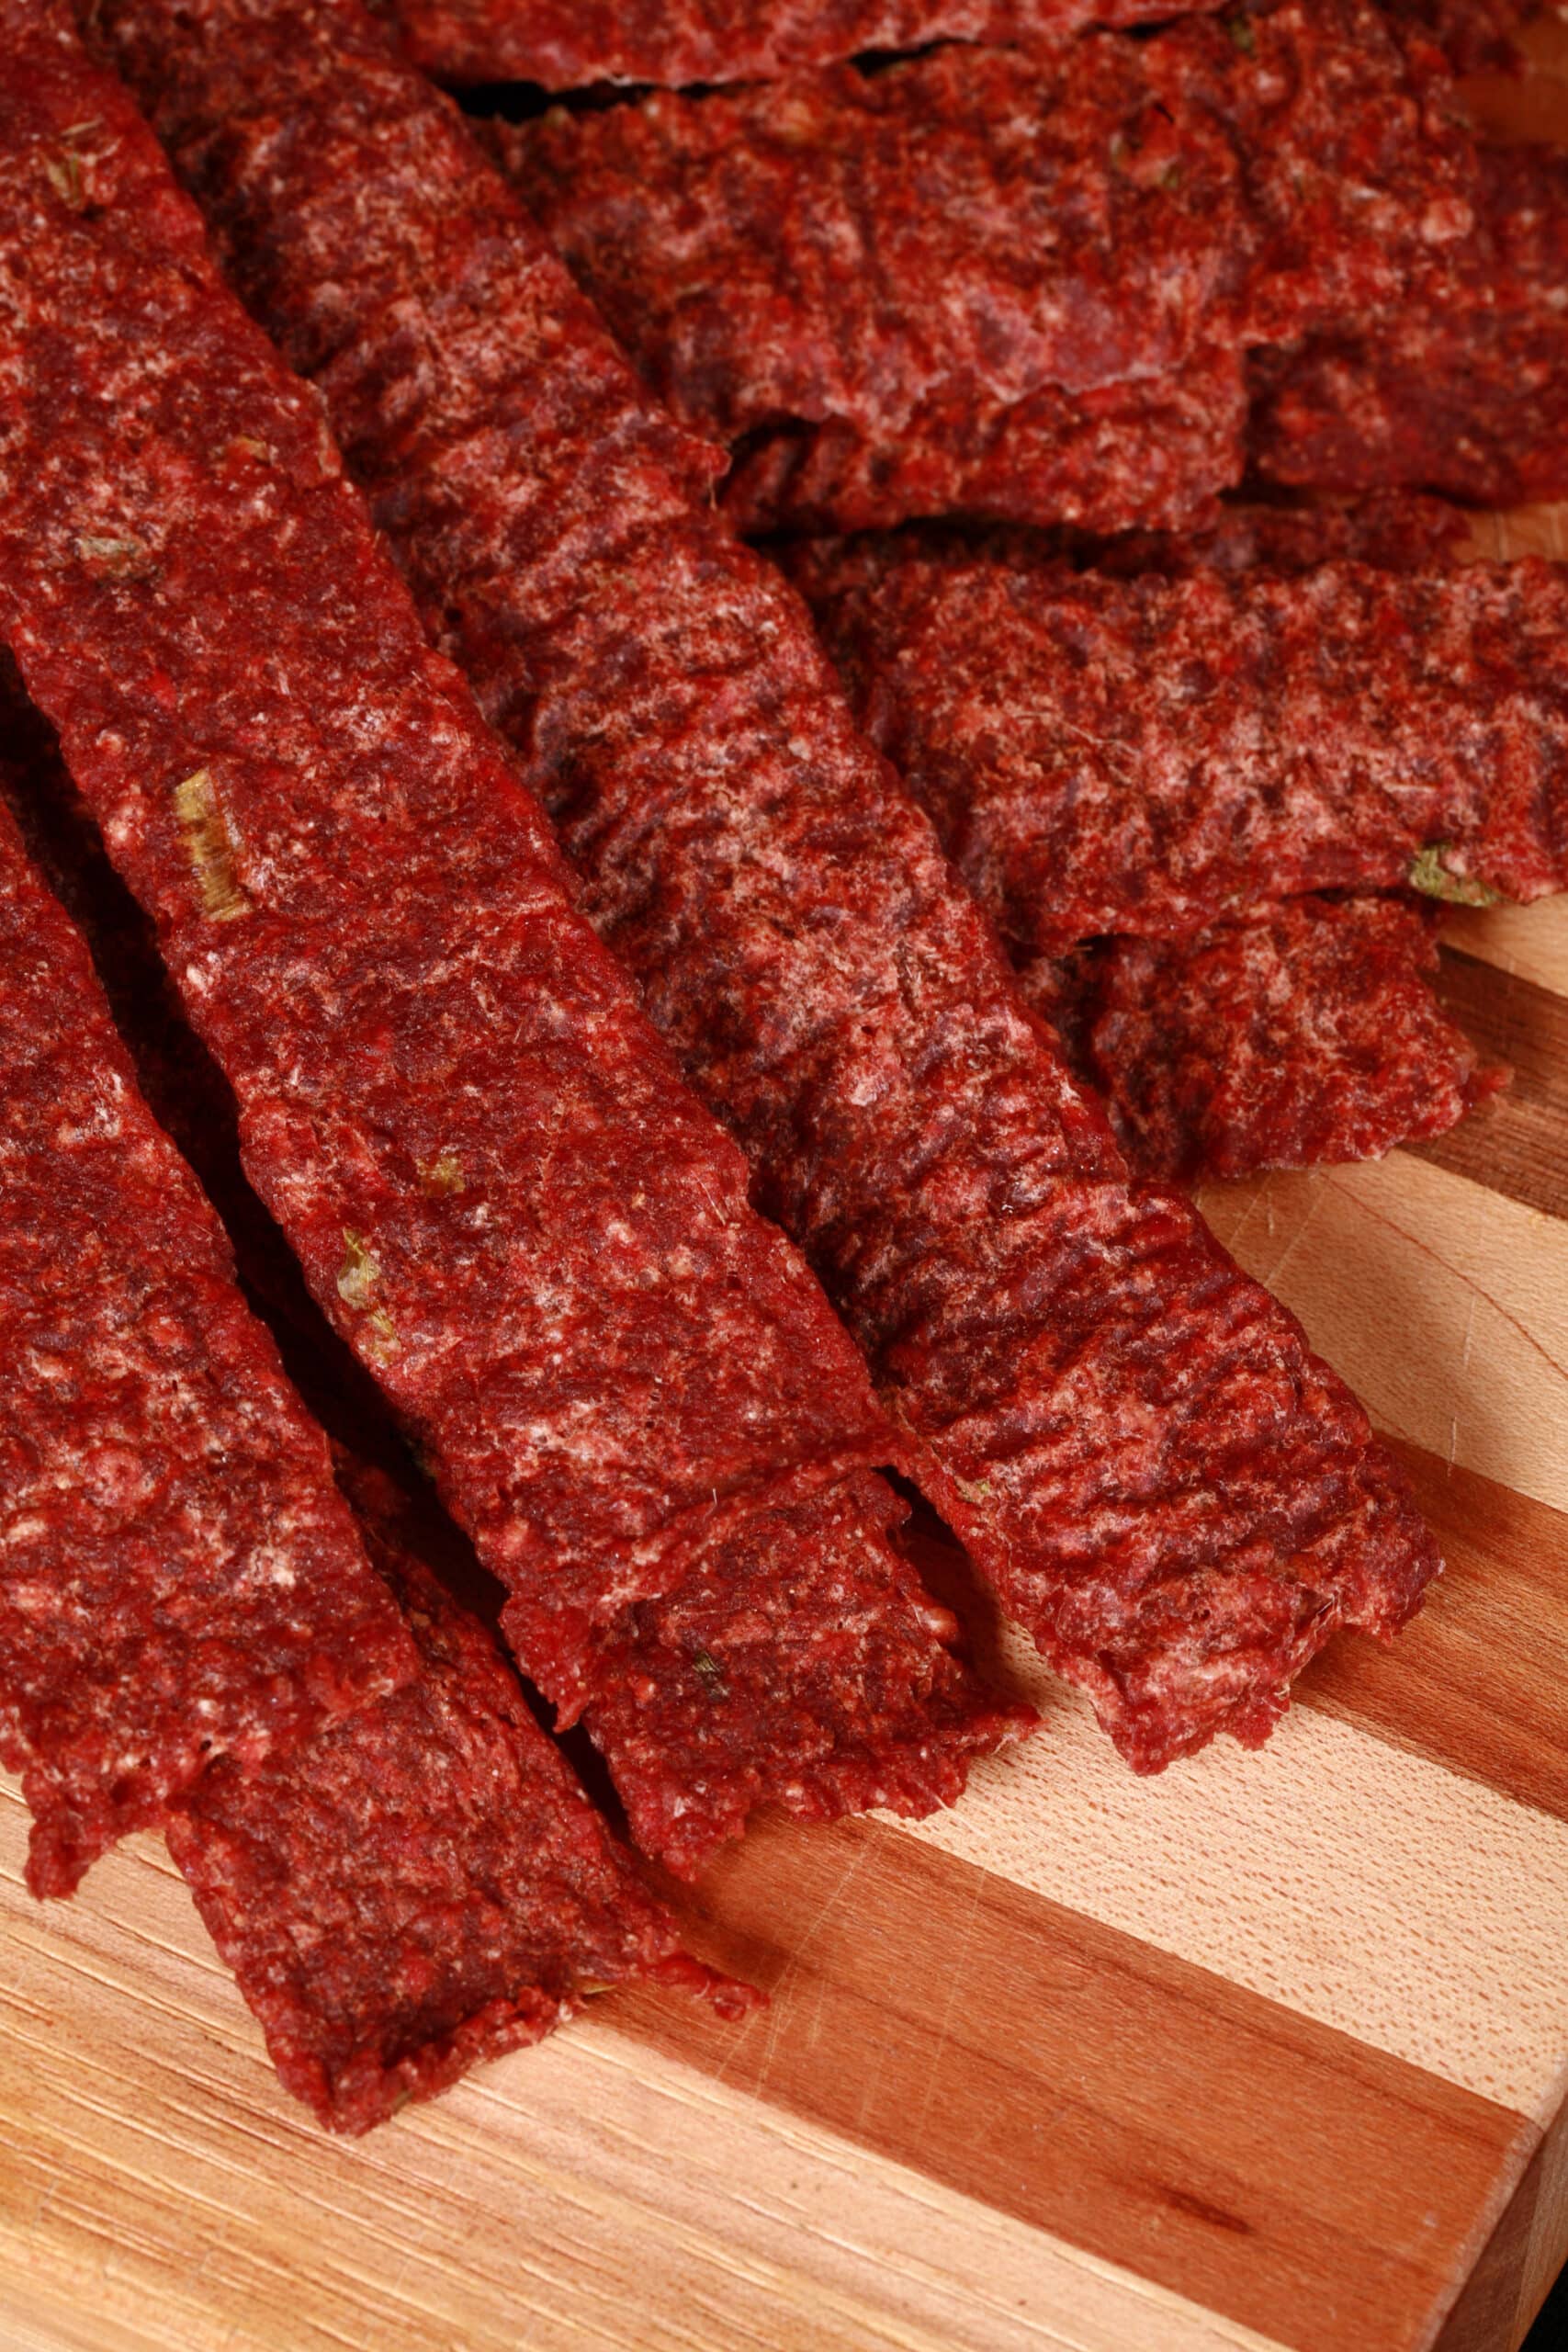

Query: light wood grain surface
4;45;1568;2352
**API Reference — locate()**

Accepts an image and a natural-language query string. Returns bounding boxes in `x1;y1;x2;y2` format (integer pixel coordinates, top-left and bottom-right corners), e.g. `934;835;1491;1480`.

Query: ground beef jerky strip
502;0;1477;533
717;345;1251;544
105;0;1442;1771
0;9;1017;1869
1251;139;1568;508
380;0;1214;90
795;542;1568;956
0;791;413;1901
4;649;1022;1878
171;1454;750;2137
1025;897;1506;1182
6;660;754;2104
581;1469;993;1873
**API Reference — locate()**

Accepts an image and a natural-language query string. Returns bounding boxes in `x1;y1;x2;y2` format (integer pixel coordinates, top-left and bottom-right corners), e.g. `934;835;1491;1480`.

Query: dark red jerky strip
1024;897;1506;1183
501;0;1478;532
169;1453;753;2137
1250;139;1568;507
0;790;413;1902
566;1473;1023;1878
380;0;1216;90
795;545;1568;957
0;12;1010;1871
5;639;1025;1885
1;697;1028;1901
718;345;1248;540
6;663;761;2109
104;0;1444;1774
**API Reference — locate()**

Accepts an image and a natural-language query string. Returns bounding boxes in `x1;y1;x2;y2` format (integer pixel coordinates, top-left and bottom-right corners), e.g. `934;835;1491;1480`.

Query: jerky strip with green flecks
793;540;1568;959
94;0;1450;1781
0;0;1022;1878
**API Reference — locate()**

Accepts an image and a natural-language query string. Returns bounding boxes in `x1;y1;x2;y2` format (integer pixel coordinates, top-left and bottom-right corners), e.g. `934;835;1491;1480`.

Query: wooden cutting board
5;36;1568;2352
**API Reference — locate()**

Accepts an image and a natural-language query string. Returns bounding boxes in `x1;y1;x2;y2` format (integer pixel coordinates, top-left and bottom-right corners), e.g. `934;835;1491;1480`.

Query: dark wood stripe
1436;2081;1568;2352
1300;1438;1568;1824
1414;950;1568;1222
615;1816;1534;2352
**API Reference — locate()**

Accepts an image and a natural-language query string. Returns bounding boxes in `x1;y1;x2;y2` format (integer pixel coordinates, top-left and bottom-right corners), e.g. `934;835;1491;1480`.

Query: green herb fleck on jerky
692;1647;729;1699
418;1150;466;1197
173;768;249;922
1227;17;1258;54
361;1308;401;1365
337;1229;383;1310
338;1232;400;1360
43;120;105;212
76;533;152;580
1408;845;1503;907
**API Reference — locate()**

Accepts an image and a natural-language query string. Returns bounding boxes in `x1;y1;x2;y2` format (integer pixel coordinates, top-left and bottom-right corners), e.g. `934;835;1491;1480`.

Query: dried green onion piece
1407;845;1502;908
172;768;249;922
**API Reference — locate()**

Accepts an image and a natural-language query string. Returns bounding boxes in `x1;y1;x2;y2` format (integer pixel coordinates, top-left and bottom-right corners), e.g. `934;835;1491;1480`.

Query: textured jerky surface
779;489;1470;585
571;1472;1029;1878
102;0;1448;1773
1382;0;1537;74
169;1453;750;2135
1251;140;1568;507
1032;896;1506;1182
1;650;424;1479
0;9;1007;1869
382;0;1211;88
798;546;1568;956
0;771;412;1901
502;0;1477;530
1077;489;1471;579
6;645;1022;1881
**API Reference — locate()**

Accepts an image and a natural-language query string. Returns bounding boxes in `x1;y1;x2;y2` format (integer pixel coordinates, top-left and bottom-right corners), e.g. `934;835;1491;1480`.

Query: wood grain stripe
1462;503;1568;568
1416;951;1568;1221
903;1655;1568;2120
1303;1439;1568;1826
625;1811;1533;2352
1438;898;1568;1002
1461;11;1568;149
1437;2084;1568;2352
0;1783;1295;2352
1200;1155;1568;1513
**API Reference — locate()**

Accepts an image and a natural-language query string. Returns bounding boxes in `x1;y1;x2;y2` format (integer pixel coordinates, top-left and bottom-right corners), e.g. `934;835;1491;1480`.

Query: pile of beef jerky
0;0;1562;2132
491;0;1566;1177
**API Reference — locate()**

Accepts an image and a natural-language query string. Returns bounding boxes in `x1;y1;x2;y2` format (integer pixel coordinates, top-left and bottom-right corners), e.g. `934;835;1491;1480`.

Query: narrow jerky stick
716;347;1251;541
0;680;757;2089
4;671;754;2123
0;6;1020;1871
381;0;1215;89
3;652;1026;1875
795;542;1568;955
170;1453;752;2137
1023;898;1506;1183
0;789;414;1900
501;0;1477;531
103;0;1445;1773
1251;140;1568;509
580;1470;987;1874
